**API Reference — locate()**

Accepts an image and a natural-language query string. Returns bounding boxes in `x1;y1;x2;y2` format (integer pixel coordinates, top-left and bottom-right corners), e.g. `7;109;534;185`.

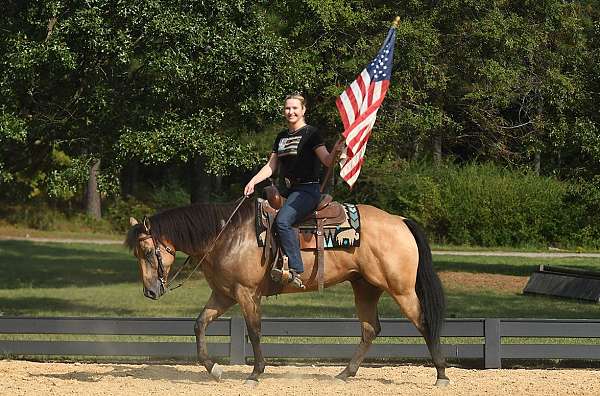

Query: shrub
333;160;445;235
148;180;190;210
8;204;57;230
333;160;593;248
561;177;600;249
435;163;567;246
105;197;155;233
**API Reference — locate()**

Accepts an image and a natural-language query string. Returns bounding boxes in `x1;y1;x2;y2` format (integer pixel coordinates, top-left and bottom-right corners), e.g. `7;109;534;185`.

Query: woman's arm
315;138;345;168
244;153;278;196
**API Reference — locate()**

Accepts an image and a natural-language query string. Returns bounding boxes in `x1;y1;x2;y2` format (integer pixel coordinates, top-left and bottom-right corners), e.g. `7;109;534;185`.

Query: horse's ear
142;216;151;233
129;217;139;226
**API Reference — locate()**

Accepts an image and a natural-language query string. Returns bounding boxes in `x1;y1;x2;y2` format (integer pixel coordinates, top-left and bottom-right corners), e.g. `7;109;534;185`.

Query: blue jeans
275;183;320;274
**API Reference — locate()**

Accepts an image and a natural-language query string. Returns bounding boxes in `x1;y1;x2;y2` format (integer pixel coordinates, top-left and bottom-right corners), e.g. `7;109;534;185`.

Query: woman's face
284;98;305;124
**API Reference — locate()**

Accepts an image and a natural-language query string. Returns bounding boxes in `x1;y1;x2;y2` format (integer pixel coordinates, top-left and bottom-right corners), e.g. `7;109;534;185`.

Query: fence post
484;318;501;369
229;316;246;365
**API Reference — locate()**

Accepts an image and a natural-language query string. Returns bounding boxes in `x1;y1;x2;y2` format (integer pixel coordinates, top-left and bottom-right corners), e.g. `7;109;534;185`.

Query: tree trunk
120;160;139;197
533;151;541;175
190;156;211;203
214;174;223;194
85;158;102;219
412;140;421;161
433;134;442;166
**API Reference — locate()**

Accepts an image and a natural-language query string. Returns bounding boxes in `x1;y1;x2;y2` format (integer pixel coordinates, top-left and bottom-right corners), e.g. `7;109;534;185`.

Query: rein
144;195;248;294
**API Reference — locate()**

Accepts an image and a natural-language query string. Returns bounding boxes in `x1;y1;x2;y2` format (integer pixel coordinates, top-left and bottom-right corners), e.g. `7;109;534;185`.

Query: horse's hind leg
390;291;449;386
195;291;236;380
336;277;383;381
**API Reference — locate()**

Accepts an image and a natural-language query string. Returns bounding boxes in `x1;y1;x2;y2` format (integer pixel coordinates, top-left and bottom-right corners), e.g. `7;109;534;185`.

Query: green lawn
0;240;599;319
0;222;121;241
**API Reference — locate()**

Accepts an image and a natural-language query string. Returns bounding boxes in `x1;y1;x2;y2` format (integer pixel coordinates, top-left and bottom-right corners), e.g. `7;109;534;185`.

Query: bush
333;160;596;248
333;159;445;230
148;180;190;210
1;201;115;234
105;197;155;233
561;177;600;249
7;204;57;230
435;163;567;246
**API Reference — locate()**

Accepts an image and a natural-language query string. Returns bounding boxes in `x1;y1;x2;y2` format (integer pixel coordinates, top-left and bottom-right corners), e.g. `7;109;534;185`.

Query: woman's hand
333;138;346;154
244;153;278;196
244;180;256;197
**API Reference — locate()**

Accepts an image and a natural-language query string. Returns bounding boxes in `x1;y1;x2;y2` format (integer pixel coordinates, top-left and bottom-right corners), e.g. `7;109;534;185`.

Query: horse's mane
125;198;254;253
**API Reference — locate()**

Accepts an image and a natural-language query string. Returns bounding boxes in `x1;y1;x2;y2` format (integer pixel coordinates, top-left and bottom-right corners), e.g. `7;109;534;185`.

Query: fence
1;317;599;368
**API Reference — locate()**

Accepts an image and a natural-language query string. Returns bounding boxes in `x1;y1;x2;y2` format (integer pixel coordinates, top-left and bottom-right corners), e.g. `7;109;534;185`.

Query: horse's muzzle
143;283;164;300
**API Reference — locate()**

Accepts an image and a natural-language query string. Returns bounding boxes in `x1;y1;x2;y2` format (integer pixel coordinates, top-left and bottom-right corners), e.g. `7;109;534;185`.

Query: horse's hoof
435;378;450;387
244;379;259;387
334;374;348;383
210;363;223;381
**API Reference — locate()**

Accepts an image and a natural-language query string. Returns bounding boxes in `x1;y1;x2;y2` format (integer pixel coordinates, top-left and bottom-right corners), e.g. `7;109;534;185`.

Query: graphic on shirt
277;135;302;157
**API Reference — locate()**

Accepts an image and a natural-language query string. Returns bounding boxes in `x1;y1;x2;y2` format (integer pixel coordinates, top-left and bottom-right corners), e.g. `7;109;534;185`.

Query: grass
430;243;600;253
0;240;599;319
434;254;600;276
0;222;121;241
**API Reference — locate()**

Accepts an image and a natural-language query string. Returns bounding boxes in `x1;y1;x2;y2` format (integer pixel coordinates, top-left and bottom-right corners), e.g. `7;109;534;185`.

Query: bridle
138;234;175;288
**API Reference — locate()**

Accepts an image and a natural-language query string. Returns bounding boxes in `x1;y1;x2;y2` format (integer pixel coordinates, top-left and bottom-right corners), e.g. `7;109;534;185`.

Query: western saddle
259;185;347;291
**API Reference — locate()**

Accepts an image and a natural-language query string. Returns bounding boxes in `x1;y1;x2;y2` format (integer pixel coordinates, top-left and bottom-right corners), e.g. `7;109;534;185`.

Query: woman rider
243;94;343;289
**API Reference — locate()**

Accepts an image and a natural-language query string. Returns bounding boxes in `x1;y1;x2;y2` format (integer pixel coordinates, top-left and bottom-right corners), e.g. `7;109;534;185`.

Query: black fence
1;317;599;368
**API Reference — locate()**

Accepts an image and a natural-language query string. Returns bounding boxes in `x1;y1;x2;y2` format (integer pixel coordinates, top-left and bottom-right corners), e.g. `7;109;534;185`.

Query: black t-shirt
272;125;324;182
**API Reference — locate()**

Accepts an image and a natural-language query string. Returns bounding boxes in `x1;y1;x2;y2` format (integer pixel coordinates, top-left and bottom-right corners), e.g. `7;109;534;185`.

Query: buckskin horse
125;197;449;386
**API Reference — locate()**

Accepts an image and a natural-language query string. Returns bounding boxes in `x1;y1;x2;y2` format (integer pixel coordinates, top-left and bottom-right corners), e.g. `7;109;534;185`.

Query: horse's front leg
235;286;265;385
195;291;236;380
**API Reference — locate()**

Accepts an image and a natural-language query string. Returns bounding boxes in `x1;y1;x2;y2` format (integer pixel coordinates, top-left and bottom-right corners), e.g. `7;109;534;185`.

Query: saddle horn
264;184;283;210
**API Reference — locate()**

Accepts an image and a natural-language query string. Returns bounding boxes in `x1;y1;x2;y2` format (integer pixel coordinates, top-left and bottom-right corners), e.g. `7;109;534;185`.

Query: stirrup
270;268;305;289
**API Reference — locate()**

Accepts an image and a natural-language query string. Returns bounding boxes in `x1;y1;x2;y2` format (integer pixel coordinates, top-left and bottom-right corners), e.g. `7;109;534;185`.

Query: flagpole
320;16;400;194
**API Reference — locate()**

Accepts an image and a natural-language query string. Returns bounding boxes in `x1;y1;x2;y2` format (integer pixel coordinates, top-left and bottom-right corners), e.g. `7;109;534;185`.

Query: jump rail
1;317;599;368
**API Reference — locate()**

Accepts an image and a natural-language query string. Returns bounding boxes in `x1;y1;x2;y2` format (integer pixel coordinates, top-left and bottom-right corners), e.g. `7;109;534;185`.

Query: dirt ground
2;360;598;396
439;271;528;293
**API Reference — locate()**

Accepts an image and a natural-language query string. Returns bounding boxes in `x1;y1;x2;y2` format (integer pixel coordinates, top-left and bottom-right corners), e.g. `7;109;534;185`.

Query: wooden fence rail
1;317;599;368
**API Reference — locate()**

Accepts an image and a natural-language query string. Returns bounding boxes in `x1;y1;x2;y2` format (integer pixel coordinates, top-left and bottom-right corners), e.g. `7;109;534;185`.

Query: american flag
337;26;397;187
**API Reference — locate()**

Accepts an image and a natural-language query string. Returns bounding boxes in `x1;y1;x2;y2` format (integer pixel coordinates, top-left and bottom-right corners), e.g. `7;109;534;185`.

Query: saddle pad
255;199;360;249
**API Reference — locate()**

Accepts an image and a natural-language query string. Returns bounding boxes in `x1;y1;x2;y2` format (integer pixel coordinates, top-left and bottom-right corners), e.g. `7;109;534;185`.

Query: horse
125;197;449;386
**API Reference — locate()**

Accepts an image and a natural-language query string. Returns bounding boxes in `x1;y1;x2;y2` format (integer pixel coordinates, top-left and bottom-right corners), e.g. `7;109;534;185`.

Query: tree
0;0;304;209
1;0;599;215
273;0;600;176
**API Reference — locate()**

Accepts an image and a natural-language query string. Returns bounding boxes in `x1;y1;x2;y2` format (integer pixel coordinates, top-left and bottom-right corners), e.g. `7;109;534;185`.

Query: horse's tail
404;219;446;342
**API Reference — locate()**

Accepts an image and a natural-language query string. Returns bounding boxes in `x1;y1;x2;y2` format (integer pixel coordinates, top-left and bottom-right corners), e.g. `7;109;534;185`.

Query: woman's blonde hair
285;93;306;108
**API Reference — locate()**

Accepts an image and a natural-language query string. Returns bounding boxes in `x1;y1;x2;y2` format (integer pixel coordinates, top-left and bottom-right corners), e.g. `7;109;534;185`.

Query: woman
244;94;343;289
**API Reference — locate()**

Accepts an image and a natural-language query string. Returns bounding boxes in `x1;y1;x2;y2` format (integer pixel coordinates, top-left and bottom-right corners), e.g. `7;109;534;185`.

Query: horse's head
127;217;176;300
